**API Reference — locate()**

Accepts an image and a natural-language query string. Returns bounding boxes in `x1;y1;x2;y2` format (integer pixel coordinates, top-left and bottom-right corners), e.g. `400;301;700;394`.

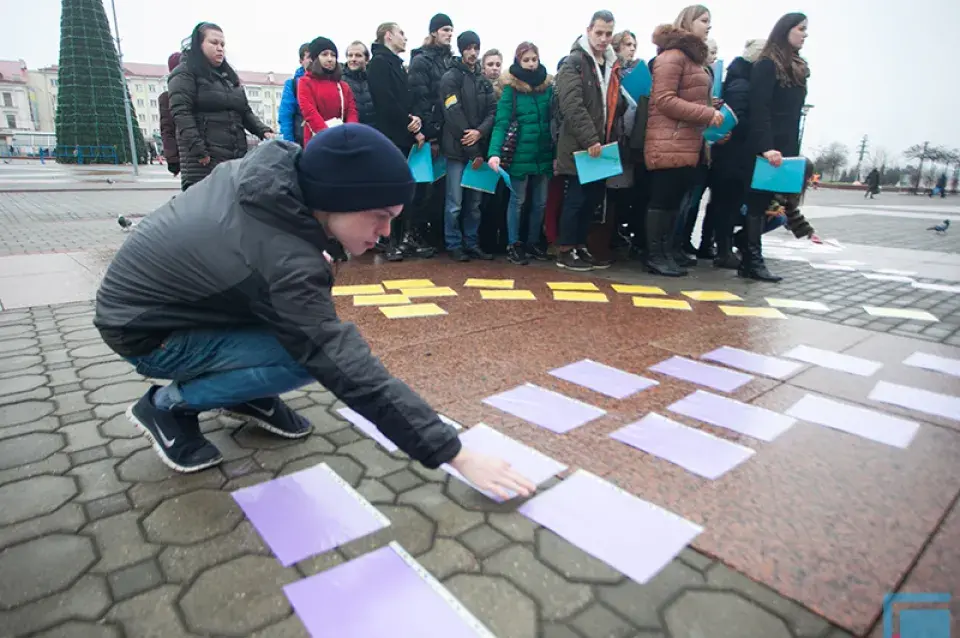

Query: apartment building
0;59;38;147
13;58;288;144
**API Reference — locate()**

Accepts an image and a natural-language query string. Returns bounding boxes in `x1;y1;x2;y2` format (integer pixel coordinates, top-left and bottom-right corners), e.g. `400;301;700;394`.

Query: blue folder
712;60;723;98
432;155;447;181
407;144;434;183
497;167;515;194
461;162;500;194
703;104;738;144
621;64;652;100
574;143;623;184
751;156;807;194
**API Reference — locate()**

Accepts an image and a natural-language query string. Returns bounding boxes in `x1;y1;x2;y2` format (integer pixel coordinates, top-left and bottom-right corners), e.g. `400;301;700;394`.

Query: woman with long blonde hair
642;5;723;277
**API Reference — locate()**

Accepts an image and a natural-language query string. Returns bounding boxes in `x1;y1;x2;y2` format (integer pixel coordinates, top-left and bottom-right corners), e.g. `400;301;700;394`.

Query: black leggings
647;167;698;211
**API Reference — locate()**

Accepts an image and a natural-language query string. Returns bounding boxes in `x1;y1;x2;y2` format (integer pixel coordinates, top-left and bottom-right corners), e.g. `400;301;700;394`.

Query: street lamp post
798;104;814;152
109;0;139;176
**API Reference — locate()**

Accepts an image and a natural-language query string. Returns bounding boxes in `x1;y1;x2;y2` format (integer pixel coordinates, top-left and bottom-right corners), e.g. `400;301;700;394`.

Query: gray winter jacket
93;141;461;468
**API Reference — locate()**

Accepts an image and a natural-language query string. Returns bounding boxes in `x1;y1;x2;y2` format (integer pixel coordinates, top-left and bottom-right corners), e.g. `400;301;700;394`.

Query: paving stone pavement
0;302;860;638
809;213;960;253
0;192;172;257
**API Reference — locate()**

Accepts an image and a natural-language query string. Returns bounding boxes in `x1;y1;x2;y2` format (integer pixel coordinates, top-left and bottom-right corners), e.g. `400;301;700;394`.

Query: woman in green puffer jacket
487;42;555;265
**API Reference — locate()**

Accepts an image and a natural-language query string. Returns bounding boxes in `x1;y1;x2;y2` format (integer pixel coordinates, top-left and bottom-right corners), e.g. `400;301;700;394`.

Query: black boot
738;213;782;282
713;231;740;270
644;209;682;277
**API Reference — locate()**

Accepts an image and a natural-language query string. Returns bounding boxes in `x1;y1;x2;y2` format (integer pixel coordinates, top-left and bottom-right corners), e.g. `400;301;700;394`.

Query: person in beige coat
642;5;724;277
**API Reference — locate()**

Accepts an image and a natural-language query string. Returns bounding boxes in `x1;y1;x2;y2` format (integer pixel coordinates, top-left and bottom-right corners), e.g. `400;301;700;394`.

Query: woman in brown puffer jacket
643;5;724;277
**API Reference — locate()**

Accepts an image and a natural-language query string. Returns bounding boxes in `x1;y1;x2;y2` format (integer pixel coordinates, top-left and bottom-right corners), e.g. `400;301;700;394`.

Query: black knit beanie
308;36;338;60
457;31;480;54
298;124;415;213
429;13;453;34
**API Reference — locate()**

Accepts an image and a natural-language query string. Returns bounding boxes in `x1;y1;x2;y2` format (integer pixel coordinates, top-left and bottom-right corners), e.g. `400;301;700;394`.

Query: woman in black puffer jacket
343;41;376;125
168;22;272;190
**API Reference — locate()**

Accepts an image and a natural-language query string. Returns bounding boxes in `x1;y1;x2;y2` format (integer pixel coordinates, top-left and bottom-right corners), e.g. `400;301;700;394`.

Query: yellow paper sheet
632;297;692;310
682;290;744;302
547;282;600;291
353;294;411;306
553;291;609;303
400;287;458;298
382;279;436;290
719;305;786;319
863;306;939;322
765;297;830;311
481;289;536;300
331;284;385;296
612;284;667;295
464;278;515;289
380;303;448;318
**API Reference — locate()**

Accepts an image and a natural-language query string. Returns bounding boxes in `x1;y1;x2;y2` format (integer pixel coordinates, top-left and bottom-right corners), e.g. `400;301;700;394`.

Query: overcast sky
3;0;958;165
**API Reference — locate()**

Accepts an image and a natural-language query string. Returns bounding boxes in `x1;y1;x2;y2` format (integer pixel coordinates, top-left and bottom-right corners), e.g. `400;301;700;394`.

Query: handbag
499;90;519;170
324;82;345;128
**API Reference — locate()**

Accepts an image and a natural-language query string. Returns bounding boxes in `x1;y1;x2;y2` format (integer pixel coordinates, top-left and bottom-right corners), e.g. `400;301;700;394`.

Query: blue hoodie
278;66;305;143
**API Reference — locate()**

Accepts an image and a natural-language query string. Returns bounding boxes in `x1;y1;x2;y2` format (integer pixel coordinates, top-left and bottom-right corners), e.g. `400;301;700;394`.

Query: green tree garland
55;0;146;164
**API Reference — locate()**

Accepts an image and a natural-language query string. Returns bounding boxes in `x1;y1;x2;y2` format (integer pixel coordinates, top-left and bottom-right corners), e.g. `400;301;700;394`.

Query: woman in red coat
297;37;359;146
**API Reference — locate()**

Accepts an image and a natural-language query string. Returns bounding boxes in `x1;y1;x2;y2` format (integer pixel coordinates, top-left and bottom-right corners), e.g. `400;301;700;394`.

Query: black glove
167;162;180;176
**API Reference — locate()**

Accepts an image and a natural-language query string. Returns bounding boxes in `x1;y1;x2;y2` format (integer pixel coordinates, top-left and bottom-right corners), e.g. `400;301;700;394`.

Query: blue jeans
506;174;549;246
444;159;483;250
739;205;787;234
126;329;314;411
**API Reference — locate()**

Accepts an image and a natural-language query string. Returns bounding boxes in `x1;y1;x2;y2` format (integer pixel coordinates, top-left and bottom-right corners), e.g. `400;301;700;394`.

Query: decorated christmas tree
55;0;146;164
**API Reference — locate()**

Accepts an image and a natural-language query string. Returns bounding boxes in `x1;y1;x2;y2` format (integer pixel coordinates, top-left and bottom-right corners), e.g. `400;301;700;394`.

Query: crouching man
93;124;534;500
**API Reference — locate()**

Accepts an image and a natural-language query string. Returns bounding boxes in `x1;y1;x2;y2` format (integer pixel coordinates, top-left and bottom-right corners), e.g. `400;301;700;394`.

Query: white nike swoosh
158;429;176;448
247;403;276;418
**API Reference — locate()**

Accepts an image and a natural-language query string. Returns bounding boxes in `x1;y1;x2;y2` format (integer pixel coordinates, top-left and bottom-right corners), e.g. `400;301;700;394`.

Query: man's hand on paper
448;448;537;500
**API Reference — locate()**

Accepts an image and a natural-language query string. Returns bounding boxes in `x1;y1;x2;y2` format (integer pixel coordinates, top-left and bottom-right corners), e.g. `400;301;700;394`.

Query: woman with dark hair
741;12;809;282
298;37;360;147
167;22;273;190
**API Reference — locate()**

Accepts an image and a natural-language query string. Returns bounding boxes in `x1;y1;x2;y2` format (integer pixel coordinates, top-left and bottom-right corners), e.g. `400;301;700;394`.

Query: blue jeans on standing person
444;159;483;250
127;329;314;412
507;174;549;245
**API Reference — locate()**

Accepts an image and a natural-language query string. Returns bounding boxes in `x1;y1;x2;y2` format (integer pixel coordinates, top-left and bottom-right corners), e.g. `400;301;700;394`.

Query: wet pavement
0;188;956;637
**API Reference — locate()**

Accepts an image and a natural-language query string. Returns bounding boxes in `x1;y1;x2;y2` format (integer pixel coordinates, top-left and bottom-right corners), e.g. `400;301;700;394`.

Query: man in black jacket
405;13;455;254
367;21;433;261
439;30;496;261
92;124;535;500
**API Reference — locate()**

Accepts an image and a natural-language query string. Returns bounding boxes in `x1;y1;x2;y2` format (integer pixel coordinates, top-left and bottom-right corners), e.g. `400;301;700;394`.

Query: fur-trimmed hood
651;25;708;65
307;60;342;81
500;71;553;94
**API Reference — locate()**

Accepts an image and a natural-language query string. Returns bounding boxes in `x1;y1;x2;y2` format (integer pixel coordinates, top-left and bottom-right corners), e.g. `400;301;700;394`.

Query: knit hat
457;31;481;54
308;36;338;60
167;51;182;72
298;124;415;213
429;13;453;34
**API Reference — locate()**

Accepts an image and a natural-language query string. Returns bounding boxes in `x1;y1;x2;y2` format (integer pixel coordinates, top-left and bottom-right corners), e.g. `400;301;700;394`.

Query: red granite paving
334;258;960;636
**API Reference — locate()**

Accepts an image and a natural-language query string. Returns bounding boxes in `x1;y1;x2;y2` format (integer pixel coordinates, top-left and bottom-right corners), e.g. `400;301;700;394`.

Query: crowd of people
156;7;817;283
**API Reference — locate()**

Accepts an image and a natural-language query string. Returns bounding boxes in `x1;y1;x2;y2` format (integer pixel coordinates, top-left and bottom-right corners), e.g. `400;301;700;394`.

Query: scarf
509;62;547;89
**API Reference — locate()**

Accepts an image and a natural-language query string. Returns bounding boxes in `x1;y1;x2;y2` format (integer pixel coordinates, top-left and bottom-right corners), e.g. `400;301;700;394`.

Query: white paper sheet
610;413;755;480
868;381;960;422
667;390;796;442
902;352;960;378
782;345;883;377
701;346;805;380
785;393;919;448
